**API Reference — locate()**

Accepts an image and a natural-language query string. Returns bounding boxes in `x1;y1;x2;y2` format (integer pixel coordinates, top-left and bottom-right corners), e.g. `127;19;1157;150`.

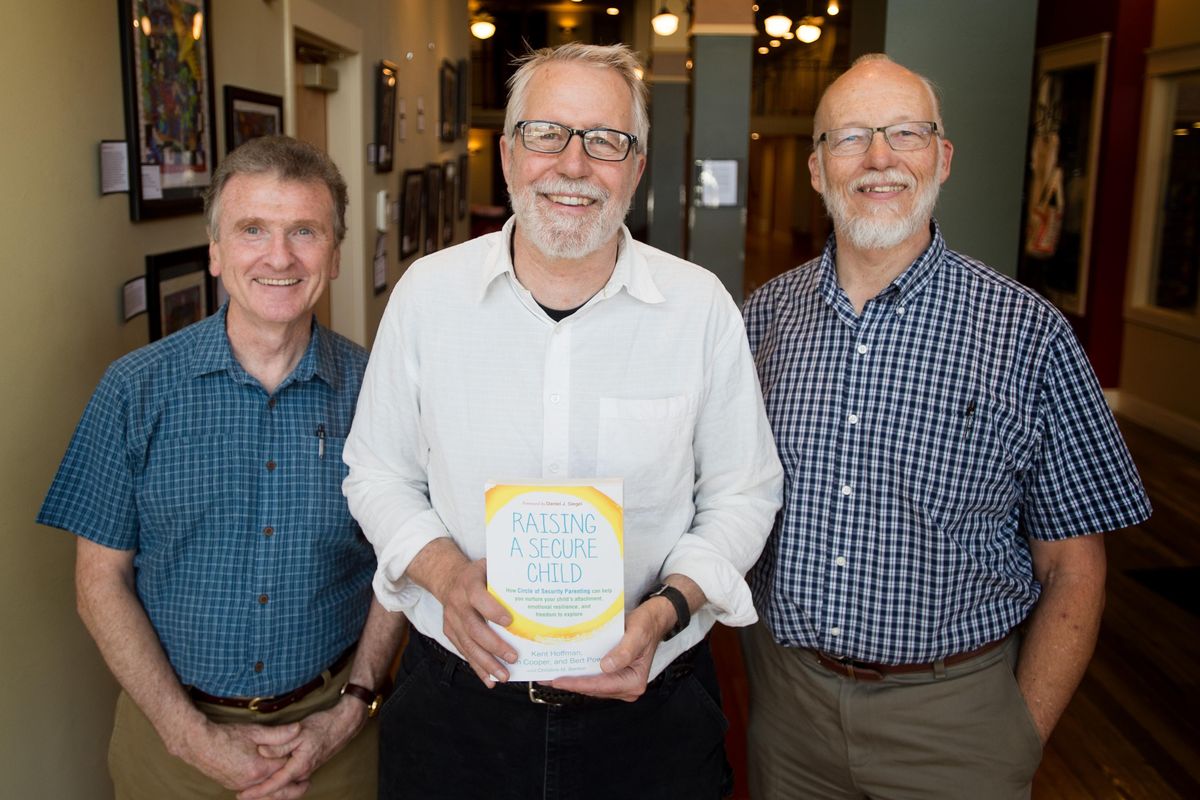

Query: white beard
509;176;631;260
818;158;942;250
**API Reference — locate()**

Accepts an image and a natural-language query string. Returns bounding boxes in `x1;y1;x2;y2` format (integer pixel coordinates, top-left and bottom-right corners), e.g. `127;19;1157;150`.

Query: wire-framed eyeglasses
817;121;940;157
514;120;639;162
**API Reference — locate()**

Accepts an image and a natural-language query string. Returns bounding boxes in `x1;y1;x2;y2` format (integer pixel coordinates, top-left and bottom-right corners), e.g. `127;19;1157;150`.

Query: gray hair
205;135;349;244
504;42;649;154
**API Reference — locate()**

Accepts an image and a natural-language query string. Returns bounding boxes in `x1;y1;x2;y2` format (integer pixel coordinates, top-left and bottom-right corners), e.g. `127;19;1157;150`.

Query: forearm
345;598;408;691
1017;535;1107;742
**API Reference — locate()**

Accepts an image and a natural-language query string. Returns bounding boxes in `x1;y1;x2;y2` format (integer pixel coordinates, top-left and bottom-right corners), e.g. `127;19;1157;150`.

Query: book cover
485;479;624;681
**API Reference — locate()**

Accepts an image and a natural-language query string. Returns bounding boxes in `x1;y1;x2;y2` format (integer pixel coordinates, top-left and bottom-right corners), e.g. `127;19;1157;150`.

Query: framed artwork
457;152;469;220
375;60;399;172
400;169;424;259
1018;34;1110;317
442;160;456;247
439;60;457;143
145;245;217;341
223;86;283;153
117;0;218;221
456;58;469;140
425;163;442;254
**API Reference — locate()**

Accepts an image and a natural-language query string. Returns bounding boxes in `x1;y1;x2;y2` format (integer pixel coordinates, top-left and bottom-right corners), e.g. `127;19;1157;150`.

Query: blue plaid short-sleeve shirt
38;307;373;696
743;224;1151;664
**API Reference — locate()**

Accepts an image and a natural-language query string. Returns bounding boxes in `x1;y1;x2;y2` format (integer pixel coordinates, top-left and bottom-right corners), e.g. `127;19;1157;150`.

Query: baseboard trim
1106;389;1200;453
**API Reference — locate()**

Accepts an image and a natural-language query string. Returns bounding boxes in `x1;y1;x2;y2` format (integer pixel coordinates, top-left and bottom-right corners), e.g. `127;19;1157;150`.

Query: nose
861;130;898;169
263;231;294;270
555;133;593;178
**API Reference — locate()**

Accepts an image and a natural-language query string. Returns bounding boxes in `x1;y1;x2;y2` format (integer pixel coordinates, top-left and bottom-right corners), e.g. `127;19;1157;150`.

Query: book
485;479;624;681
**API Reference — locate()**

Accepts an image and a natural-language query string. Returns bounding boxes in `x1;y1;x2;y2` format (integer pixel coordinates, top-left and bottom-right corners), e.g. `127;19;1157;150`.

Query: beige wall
0;2;465;796
1118;0;1200;447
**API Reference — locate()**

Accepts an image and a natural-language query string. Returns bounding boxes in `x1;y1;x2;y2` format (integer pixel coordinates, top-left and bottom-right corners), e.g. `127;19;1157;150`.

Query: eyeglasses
514;120;639;162
817;121;940;157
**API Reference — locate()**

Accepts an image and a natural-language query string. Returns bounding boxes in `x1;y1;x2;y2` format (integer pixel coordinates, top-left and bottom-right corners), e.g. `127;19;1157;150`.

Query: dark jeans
379;632;732;799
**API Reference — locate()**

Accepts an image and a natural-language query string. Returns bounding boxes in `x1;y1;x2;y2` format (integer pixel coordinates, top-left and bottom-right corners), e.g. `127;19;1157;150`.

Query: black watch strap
641;583;691;641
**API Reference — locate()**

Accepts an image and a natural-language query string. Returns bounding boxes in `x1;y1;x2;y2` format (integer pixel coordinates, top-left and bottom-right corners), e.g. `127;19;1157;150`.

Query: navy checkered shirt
38;306;374;696
744;223;1151;664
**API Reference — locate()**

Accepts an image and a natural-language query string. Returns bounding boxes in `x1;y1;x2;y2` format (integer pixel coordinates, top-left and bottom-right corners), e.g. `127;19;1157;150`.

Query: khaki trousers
741;621;1043;800
108;659;378;800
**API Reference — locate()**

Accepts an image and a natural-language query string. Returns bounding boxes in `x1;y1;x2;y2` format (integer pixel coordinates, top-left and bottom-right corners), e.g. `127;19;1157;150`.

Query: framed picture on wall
425;163;442;254
439;60;457;143
223;86;283;153
457;152;469;220
375;60;399;173
145;245;218;341
1018;34;1110;317
399;169;424;260
456;58;469;140
117;0;218;221
442;160;456;247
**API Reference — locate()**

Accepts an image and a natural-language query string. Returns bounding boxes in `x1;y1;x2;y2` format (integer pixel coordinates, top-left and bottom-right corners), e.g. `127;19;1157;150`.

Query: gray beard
818;158;941;250
509;177;630;260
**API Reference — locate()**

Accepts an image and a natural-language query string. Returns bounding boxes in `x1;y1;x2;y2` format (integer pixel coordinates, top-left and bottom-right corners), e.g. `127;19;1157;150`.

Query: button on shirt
38;308;374;697
343;219;783;680
743;223;1151;664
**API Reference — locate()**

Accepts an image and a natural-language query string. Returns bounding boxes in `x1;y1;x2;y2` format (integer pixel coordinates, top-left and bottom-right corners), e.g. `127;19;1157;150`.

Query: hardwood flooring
712;417;1200;799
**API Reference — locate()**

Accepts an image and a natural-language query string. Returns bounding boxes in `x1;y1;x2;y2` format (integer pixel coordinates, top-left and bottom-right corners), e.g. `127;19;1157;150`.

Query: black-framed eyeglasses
817;121;940;157
514;120;639;162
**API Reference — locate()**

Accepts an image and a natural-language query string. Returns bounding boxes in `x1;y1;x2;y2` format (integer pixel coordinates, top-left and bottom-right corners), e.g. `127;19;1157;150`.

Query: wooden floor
711;417;1200;799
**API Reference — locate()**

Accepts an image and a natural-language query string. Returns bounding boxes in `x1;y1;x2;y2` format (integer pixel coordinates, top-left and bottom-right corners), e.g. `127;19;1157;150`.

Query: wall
0;2;465;797
1118;0;1200;448
883;0;1038;277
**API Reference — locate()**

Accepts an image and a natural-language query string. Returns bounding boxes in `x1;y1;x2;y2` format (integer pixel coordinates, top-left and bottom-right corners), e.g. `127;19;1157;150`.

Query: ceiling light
828;0;840;15
763;13;793;38
769;39;781;47
757;46;769;55
470;13;496;40
783;30;795;39
797;17;822;43
606;7;620;15
652;4;680;36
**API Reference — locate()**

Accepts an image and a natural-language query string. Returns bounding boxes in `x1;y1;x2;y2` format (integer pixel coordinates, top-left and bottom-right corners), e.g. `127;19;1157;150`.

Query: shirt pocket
139;434;232;535
596;395;698;512
299;435;361;546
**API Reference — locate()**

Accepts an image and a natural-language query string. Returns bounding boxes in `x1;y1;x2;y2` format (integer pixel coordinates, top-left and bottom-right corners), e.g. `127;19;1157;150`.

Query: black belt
413;631;699;708
188;645;355;713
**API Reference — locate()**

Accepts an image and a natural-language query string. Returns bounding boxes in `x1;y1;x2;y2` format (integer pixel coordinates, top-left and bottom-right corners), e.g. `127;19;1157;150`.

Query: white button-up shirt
344;220;782;678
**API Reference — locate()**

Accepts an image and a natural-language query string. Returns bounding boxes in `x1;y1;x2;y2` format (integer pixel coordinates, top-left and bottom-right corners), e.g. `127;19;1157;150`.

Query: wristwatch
641;583;691;641
340;682;383;718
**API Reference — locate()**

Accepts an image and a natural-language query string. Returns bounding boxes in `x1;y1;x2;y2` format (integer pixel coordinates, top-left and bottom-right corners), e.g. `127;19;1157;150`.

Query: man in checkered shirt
39;137;405;799
741;55;1151;799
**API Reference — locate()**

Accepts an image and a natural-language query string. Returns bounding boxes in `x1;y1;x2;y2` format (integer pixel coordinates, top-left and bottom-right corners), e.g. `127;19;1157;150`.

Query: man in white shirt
343;42;782;799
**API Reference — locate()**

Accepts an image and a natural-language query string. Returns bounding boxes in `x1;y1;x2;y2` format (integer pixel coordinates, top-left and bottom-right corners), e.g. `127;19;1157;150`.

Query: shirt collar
190;303;333;390
478;217;665;306
817;219;947;308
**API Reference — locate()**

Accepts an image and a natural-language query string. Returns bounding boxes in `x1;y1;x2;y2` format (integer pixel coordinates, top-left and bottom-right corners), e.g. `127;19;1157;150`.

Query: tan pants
108;659;378;800
741;621;1043;800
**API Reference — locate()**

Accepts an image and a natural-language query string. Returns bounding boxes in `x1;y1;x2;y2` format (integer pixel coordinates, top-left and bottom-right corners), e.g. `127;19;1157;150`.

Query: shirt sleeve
660;285;784;626
1021;327;1152;540
37;365;139;550
343;278;453;613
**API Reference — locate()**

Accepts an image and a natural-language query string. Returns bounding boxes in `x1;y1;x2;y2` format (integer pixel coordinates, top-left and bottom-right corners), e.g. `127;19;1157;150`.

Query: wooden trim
1109;390;1200;453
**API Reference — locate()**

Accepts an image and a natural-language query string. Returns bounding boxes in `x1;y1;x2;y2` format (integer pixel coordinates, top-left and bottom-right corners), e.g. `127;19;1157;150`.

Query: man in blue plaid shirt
741;55;1151;799
38;137;405;799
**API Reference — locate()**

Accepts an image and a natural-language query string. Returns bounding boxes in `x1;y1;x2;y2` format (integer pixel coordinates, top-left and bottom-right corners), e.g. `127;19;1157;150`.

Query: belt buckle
527;682;561;707
246;696;267;712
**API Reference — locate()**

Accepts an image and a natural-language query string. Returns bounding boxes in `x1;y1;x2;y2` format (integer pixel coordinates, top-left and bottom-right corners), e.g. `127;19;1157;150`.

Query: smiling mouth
255;278;301;286
545;194;596;207
857;184;908;194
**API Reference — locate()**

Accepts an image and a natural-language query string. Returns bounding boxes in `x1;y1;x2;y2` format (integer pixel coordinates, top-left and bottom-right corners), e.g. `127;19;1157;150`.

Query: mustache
531;177;609;203
848;169;913;192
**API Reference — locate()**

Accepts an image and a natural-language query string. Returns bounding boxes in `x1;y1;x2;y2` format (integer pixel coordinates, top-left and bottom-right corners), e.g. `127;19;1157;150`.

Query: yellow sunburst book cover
485;479;624;681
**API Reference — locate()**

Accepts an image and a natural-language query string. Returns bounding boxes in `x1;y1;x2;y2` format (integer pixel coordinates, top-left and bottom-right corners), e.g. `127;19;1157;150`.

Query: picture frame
442;160;457;248
456;58;469;140
425;163;442;254
1017;34;1110;317
399;169;424;260
457;152;469;220
145;245;218;341
439;60;457;143
117;0;218;221
223;86;283;153
375;60;399;173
